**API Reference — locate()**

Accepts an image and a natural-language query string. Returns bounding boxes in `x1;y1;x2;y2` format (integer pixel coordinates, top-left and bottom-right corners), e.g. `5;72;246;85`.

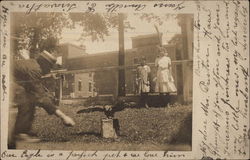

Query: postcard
0;0;249;159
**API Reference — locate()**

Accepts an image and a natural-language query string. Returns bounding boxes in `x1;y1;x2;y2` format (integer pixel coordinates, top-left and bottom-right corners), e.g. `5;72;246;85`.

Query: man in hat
12;50;75;143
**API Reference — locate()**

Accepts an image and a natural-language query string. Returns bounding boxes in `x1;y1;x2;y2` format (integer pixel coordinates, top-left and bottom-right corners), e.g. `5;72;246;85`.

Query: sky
60;14;181;54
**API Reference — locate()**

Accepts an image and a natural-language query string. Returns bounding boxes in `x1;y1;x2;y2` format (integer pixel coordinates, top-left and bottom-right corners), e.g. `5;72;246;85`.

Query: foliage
12;12;176;58
70;13;114;43
12;13;129;58
13;13;72;58
32;104;192;147
135;13;177;26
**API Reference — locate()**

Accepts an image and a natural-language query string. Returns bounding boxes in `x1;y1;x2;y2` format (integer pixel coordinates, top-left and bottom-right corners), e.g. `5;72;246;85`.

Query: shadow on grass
169;111;192;145
75;94;179;111
71;131;101;137
41;139;71;142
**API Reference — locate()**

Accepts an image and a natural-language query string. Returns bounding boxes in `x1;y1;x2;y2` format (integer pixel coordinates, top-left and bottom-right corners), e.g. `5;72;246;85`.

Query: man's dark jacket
13;59;57;114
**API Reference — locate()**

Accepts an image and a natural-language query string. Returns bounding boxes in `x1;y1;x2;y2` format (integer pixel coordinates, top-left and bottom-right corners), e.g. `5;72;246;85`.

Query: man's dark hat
39;50;57;65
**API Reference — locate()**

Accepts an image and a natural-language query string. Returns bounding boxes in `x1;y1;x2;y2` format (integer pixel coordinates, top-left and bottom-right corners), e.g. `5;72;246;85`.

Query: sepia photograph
8;12;193;151
1;1;249;159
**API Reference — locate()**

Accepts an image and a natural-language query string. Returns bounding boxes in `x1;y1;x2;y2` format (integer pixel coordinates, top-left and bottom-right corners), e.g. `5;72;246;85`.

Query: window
66;81;69;88
63;80;68;88
89;82;92;92
78;80;82;91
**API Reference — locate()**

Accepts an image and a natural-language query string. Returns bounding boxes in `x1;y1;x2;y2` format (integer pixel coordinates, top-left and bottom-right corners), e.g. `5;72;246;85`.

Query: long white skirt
155;69;177;93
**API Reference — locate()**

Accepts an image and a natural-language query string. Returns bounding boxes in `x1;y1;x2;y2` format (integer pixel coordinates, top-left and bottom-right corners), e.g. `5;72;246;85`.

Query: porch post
118;13;125;97
59;75;63;101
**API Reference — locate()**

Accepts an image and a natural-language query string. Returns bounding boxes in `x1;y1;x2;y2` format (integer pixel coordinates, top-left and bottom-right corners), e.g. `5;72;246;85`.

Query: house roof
131;33;162;40
58;43;86;51
67;48;137;60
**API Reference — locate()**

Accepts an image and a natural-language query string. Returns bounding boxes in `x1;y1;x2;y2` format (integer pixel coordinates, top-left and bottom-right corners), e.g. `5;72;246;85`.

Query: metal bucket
101;118;119;139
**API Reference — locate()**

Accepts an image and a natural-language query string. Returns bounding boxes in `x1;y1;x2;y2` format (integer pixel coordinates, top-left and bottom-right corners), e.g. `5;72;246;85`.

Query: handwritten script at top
18;3;77;14
194;0;249;159
105;1;185;12
17;1;186;14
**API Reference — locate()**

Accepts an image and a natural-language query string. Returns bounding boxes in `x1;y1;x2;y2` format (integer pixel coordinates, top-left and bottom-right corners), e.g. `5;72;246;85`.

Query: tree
12;12;133;59
12;13;69;58
12;12;178;59
135;13;176;26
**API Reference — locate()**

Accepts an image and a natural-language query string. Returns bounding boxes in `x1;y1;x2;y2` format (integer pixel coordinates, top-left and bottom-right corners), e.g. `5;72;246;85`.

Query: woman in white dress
155;46;177;93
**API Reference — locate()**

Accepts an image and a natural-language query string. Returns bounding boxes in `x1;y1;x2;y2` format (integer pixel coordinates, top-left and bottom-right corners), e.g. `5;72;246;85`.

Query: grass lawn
17;104;192;151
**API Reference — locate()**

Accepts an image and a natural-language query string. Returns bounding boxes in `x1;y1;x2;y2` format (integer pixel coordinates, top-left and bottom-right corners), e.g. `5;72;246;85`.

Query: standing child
136;57;151;108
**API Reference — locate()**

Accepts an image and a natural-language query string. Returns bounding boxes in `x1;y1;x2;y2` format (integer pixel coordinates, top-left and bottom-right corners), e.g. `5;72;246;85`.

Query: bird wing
77;107;104;114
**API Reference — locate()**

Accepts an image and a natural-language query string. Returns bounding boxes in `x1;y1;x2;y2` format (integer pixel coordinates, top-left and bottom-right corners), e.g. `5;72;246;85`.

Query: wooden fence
51;59;193;103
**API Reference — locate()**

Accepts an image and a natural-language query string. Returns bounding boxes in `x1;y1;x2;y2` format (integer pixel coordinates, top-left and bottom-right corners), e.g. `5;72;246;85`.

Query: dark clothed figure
10;51;75;146
13;59;57;134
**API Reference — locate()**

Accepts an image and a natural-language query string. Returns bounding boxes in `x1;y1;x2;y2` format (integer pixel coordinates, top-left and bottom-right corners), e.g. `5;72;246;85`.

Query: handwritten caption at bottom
1;150;186;160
